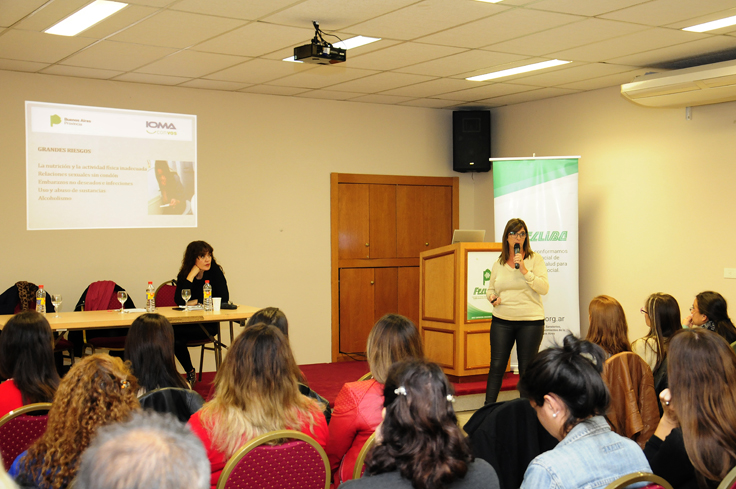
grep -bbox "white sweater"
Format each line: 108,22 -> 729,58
485,253 -> 549,321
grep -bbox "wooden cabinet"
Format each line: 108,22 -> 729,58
331,174 -> 459,361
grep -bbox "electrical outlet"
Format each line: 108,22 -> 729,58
724,268 -> 736,279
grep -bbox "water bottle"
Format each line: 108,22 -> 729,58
36,285 -> 46,314
146,281 -> 155,312
203,280 -> 213,311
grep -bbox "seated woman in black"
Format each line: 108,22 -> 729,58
174,240 -> 229,386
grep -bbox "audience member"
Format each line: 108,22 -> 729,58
327,314 -> 424,486
75,411 -> 208,489
645,328 -> 736,488
518,335 -> 651,488
124,313 -> 190,394
343,359 -> 499,489
585,295 -> 631,357
188,324 -> 328,488
9,354 -> 139,489
0,311 -> 60,418
684,291 -> 736,344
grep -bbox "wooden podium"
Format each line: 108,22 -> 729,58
419,242 -> 502,382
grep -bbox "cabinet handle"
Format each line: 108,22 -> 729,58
425,242 -> 429,246
370,281 -> 374,285
365,243 -> 369,247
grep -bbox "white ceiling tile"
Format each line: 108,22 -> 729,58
347,0 -> 508,40
124,0 -> 173,7
599,0 -> 736,26
240,85 -> 311,96
529,0 -> 651,17
0,57 -> 49,72
381,78 -> 477,97
171,0 -> 298,21
666,7 -> 736,30
608,36 -> 736,67
135,50 -> 247,78
261,0 -> 418,30
511,62 -> 640,86
110,10 -> 247,49
435,82 -> 538,101
347,42 -> 467,71
549,27 -> 707,62
294,89 -> 366,100
400,98 -> 463,108
113,72 -> 192,85
395,49 -> 527,77
206,58 -> 316,84
178,79 -> 251,91
486,18 -> 649,56
79,5 -> 160,40
321,72 -> 436,93
454,56 -> 549,80
557,69 -> 658,90
418,8 -> 583,49
268,65 -> 381,89
0,0 -> 47,27
476,87 -> 580,106
349,94 -> 416,105
193,22 -> 315,57
40,65 -> 122,79
0,30 -> 96,63
60,40 -> 178,72
13,0 -> 89,31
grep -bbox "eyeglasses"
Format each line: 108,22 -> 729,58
508,231 -> 527,238
640,308 -> 648,315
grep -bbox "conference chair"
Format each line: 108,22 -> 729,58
718,465 -> 736,489
604,472 -> 673,489
357,372 -> 373,382
138,387 -> 204,423
352,432 -> 377,480
155,280 -> 221,382
217,430 -> 329,489
0,403 -> 52,467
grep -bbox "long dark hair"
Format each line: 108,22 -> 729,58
695,291 -> 736,344
0,311 -> 60,404
518,335 -> 609,436
669,328 -> 736,485
498,218 -> 534,264
177,241 -> 223,278
246,307 -> 289,337
124,314 -> 188,392
642,293 -> 680,371
366,360 -> 472,489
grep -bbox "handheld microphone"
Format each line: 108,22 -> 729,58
514,243 -> 520,269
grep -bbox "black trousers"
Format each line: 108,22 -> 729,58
485,316 -> 545,404
174,323 -> 219,373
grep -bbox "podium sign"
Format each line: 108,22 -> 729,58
466,251 -> 501,321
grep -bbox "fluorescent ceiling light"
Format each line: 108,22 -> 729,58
475,0 -> 504,3
683,14 -> 736,33
466,59 -> 571,82
45,0 -> 127,37
283,35 -> 381,62
283,56 -> 302,63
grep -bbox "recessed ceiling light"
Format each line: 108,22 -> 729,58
683,14 -> 736,33
283,35 -> 381,62
466,59 -> 571,82
45,0 -> 127,36
283,56 -> 302,63
475,0 -> 504,3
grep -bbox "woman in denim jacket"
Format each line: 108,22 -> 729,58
518,335 -> 652,489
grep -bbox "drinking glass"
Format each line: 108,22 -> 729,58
117,291 -> 128,312
181,289 -> 191,310
52,294 -> 62,318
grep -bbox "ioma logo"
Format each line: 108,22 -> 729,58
50,115 -> 61,127
146,121 -> 176,130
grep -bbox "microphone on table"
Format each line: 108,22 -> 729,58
514,243 -> 520,269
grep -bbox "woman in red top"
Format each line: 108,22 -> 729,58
188,323 -> 328,489
0,311 -> 59,418
326,314 -> 424,486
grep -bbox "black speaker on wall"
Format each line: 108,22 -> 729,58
453,110 -> 490,173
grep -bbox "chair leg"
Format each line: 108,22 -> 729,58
199,344 -> 205,382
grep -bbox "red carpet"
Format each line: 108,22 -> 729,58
193,362 -> 519,407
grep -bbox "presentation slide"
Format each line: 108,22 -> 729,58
26,101 -> 197,230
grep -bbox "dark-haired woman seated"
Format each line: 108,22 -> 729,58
518,335 -> 651,489
124,313 -> 190,394
684,291 -> 736,344
0,311 -> 60,418
343,359 -> 499,489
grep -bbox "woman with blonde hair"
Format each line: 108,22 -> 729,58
9,354 -> 139,489
327,314 -> 424,486
188,324 -> 328,488
585,295 -> 631,357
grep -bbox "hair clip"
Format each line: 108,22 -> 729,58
120,379 -> 130,389
394,386 -> 407,396
446,394 -> 456,403
580,352 -> 597,366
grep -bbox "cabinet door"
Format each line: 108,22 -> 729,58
338,184 -> 370,259
369,185 -> 397,258
396,185 -> 453,257
397,267 -> 419,326
374,267 -> 398,322
339,268 -> 375,353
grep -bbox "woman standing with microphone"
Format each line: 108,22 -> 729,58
485,218 -> 549,404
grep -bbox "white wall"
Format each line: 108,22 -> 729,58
482,86 -> 736,342
1,70 -> 477,366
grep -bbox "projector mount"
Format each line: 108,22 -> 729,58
293,21 -> 347,65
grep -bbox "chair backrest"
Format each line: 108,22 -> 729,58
357,372 -> 373,382
0,403 -> 52,466
605,472 -> 673,489
717,465 -> 736,489
352,432 -> 377,480
155,281 -> 178,307
217,430 -> 329,489
138,387 -> 204,423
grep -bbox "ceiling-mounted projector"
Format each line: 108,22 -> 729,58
294,21 -> 346,65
